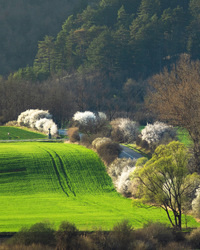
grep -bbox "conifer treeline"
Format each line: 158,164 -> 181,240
9,0 -> 200,81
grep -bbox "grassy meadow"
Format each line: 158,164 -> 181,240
0,126 -> 47,140
0,141 -> 199,232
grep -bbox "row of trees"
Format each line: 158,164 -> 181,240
9,0 -> 200,81
0,71 -> 146,126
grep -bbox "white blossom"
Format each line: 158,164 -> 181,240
73,111 -> 96,125
141,121 -> 176,145
192,187 -> 200,217
111,118 -> 139,143
17,109 -> 57,135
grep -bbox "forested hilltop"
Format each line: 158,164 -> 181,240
1,0 -> 200,126
9,0 -> 200,81
0,0 -> 95,75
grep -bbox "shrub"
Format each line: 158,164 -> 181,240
55,221 -> 79,250
92,137 -> 112,150
89,229 -> 108,250
140,139 -> 150,150
186,227 -> 200,249
0,244 -> 55,250
96,141 -> 122,165
111,118 -> 139,143
7,222 -> 55,246
4,120 -> 19,127
80,134 -> 100,148
129,157 -> 149,198
111,127 -> 124,143
141,122 -> 177,149
192,186 -> 200,217
17,109 -> 57,135
67,127 -> 80,142
108,158 -> 136,196
73,111 -> 108,134
107,220 -> 134,250
138,222 -> 174,246
35,118 -> 57,135
160,241 -> 191,250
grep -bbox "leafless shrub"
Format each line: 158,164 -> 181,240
92,137 -> 112,150
96,141 -> 121,165
186,227 -> 200,249
68,127 -> 80,142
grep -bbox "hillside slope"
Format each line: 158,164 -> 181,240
0,142 -> 113,196
0,126 -> 46,140
0,142 -> 199,232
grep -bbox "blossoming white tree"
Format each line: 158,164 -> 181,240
192,187 -> 200,218
141,121 -> 177,146
108,158 -> 136,196
73,111 -> 107,134
17,109 -> 57,135
111,118 -> 139,143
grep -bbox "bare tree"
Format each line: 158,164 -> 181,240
147,54 -> 200,172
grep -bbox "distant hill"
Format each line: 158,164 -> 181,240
0,0 -> 96,75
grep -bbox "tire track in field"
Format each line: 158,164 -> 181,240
51,149 -> 76,197
36,146 -> 69,197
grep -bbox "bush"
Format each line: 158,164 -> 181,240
136,222 -> 174,246
7,222 -> 55,246
187,227 -> 200,249
0,244 -> 55,250
80,134 -> 100,148
67,127 -> 80,142
55,221 -> 79,250
111,118 -> 139,143
92,137 -> 112,150
140,139 -> 150,150
192,187 -> 200,217
160,241 -> 191,250
96,141 -> 122,165
73,111 -> 108,134
108,158 -> 136,196
111,127 -> 124,143
141,122 -> 177,149
89,229 -> 108,250
17,109 -> 57,135
4,120 -> 19,127
107,220 -> 134,250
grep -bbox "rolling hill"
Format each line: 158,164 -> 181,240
0,126 -> 47,140
0,142 -> 199,232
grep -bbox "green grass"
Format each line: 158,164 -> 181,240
0,142 -> 199,232
0,126 -> 47,140
177,128 -> 193,146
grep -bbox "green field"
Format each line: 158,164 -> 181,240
0,142 -> 199,232
0,126 -> 47,140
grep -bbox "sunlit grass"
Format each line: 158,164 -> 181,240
0,126 -> 46,140
0,142 -> 199,232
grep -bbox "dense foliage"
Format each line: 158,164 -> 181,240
9,0 -> 200,81
1,0 -> 200,127
132,141 -> 200,229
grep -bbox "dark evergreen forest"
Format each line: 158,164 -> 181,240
0,0 -> 93,75
1,0 -> 200,126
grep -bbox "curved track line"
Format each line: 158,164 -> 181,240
36,145 -> 69,197
51,149 -> 76,197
